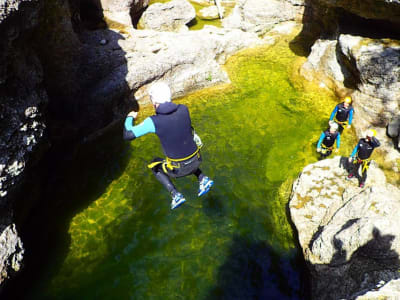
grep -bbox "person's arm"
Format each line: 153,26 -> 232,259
317,132 -> 325,150
329,105 -> 338,121
336,132 -> 341,149
348,108 -> 354,126
123,116 -> 155,141
350,143 -> 359,158
371,136 -> 381,148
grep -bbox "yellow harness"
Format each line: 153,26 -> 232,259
334,117 -> 348,127
321,143 -> 333,154
147,147 -> 201,173
353,156 -> 371,173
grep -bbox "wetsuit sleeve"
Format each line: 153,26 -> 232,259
350,143 -> 359,157
336,132 -> 341,148
348,108 -> 354,125
123,117 -> 155,140
329,105 -> 338,121
317,132 -> 325,148
372,137 -> 381,148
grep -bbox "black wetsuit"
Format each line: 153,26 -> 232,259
124,102 -> 203,195
349,137 -> 380,184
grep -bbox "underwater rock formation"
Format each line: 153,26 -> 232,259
290,156 -> 400,299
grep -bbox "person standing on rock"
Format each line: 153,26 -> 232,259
329,96 -> 354,133
123,82 -> 214,210
346,129 -> 380,188
317,122 -> 341,159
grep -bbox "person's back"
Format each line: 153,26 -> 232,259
151,102 -> 197,159
123,82 -> 214,209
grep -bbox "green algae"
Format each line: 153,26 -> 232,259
29,32 -> 360,299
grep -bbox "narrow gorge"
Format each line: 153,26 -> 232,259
1,0 -> 399,299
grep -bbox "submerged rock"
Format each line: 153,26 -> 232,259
290,156 -> 400,299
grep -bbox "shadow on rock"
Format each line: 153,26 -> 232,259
2,0 -> 132,298
309,227 -> 400,300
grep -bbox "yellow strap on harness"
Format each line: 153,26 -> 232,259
321,143 -> 333,154
334,117 -> 348,126
353,157 -> 371,173
147,147 -> 200,172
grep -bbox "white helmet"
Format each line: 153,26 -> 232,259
148,82 -> 171,104
330,122 -> 339,131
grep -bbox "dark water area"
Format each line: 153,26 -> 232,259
3,33 -> 347,300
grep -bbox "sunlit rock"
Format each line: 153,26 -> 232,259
138,0 -> 196,32
222,0 -> 304,35
290,156 -> 400,299
100,0 -> 149,28
0,224 -> 24,284
198,5 -> 225,20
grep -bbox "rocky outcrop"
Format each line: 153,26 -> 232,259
138,0 -> 196,32
300,33 -> 400,161
124,26 -> 263,102
99,0 -> 149,28
290,156 -> 400,299
0,225 -> 24,284
222,0 -> 304,35
318,0 -> 400,25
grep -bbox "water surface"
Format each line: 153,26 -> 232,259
21,32 -> 357,299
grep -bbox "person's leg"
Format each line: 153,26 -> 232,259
359,162 -> 370,187
151,160 -> 177,195
347,159 -> 358,178
338,124 -> 344,134
150,159 -> 185,209
193,168 -> 204,181
195,168 -> 214,197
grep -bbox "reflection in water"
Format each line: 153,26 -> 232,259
16,31 -> 357,299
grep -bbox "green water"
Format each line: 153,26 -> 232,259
21,33 -> 357,299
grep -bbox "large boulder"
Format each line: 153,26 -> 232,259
338,35 -> 400,126
138,0 -> 196,32
99,0 -> 149,28
318,0 -> 400,24
119,26 -> 263,102
222,0 -> 304,35
290,156 -> 400,299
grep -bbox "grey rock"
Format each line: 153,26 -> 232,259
118,26 -> 263,102
290,156 -> 400,300
138,0 -> 196,32
318,0 -> 400,24
99,0 -> 149,28
222,0 -> 304,35
388,115 -> 400,138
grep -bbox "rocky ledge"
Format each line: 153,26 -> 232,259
290,156 -> 400,299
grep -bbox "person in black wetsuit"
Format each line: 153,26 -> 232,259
123,82 -> 214,209
329,96 -> 354,134
316,122 -> 340,159
346,129 -> 380,188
